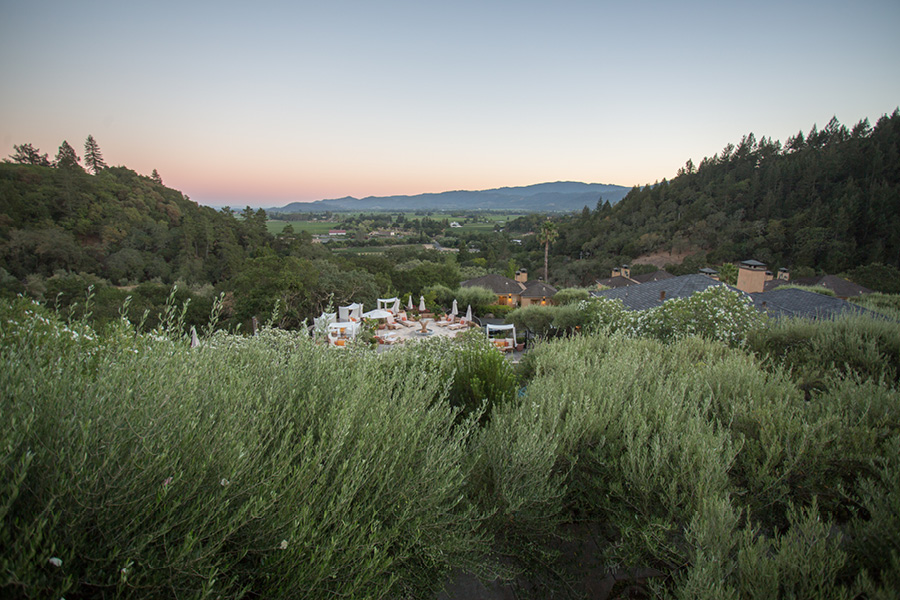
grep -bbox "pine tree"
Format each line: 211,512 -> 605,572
7,143 -> 51,166
150,169 -> 163,184
55,140 -> 82,170
83,135 -> 107,174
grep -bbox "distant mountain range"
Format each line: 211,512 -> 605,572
268,182 -> 630,213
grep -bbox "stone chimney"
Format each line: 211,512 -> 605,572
515,269 -> 528,283
736,260 -> 773,293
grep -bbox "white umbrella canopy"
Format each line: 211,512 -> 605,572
407,296 -> 414,310
451,299 -> 458,317
419,296 -> 426,312
465,305 -> 472,322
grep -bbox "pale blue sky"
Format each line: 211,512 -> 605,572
2,1 -> 898,207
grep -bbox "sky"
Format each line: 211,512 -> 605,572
2,1 -> 899,208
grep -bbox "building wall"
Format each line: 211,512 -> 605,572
737,266 -> 772,293
496,294 -> 522,306
521,297 -> 552,307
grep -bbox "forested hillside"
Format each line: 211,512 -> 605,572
550,110 -> 900,287
0,147 -> 465,330
0,162 -> 268,284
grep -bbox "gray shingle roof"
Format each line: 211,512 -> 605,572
461,274 -> 525,295
751,288 -> 879,320
764,275 -> 873,297
595,275 -> 637,289
631,270 -> 676,284
590,274 -> 738,311
520,281 -> 558,298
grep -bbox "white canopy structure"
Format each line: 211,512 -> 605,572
377,297 -> 401,314
486,323 -> 516,351
362,309 -> 393,320
338,303 -> 363,322
313,312 -> 337,337
486,323 -> 516,340
327,321 -> 360,344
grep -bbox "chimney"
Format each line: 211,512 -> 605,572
777,268 -> 790,281
611,267 -> 620,278
736,259 -> 769,294
699,267 -> 719,281
515,269 -> 528,283
621,264 -> 631,279
659,290 -> 666,301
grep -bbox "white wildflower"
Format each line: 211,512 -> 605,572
49,557 -> 63,568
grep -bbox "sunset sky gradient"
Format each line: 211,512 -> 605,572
2,1 -> 899,208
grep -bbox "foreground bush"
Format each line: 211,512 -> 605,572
474,332 -> 900,596
0,298 -> 484,599
747,313 -> 900,385
581,285 -> 767,346
4,296 -> 899,598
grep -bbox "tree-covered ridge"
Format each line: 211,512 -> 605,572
0,162 -> 269,285
0,156 -> 470,330
551,110 -> 900,285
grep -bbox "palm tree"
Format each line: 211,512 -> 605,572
538,220 -> 558,283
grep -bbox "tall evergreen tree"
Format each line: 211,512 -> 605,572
6,143 -> 51,166
83,135 -> 107,174
55,140 -> 82,170
150,169 -> 163,184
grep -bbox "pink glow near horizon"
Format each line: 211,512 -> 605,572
2,2 -> 898,208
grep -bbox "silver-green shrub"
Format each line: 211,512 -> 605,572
0,297 -> 484,599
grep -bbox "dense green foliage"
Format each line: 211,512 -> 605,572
548,110 -> 900,289
4,293 -> 899,598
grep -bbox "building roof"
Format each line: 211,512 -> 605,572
631,270 -> 676,284
520,281 -> 558,298
461,274 -> 525,295
595,275 -> 637,289
591,274 -> 737,311
740,259 -> 767,267
764,275 -> 873,298
751,288 -> 879,320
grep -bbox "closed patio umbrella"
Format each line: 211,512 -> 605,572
407,296 -> 414,310
451,299 -> 458,318
419,296 -> 426,312
465,305 -> 472,322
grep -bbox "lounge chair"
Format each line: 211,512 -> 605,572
396,312 -> 416,328
448,319 -> 470,330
